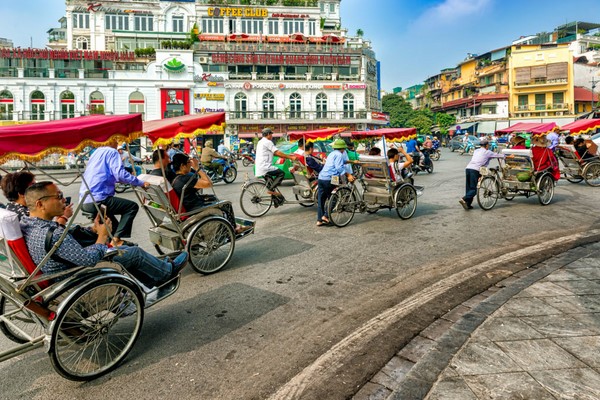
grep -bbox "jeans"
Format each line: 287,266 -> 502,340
264,169 -> 284,191
82,196 -> 139,239
464,168 -> 480,206
113,246 -> 172,288
317,179 -> 335,221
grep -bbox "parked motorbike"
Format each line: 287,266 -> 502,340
203,157 -> 237,184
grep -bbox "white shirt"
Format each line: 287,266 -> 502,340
255,137 -> 278,177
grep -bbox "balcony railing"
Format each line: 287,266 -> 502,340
513,103 -> 570,112
85,69 -> 109,79
24,68 -> 50,78
195,42 -> 362,55
56,69 -> 79,78
514,78 -> 568,87
0,67 -> 18,77
228,110 -> 371,121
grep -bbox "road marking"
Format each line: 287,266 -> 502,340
269,229 -> 600,399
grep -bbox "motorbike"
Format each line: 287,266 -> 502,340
458,141 -> 476,155
241,152 -> 255,167
408,150 -> 434,174
204,157 -> 238,184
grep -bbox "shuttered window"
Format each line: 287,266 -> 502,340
515,67 -> 530,84
547,62 -> 568,80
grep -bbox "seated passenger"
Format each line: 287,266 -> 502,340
149,149 -> 177,183
574,138 -> 599,162
172,152 -> 214,212
21,182 -> 188,286
305,142 -> 324,178
511,135 -> 527,149
531,136 -> 560,181
1,171 -> 37,220
368,147 -> 381,156
388,147 -> 413,182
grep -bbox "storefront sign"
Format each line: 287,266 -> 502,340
123,10 -> 153,14
208,7 -> 268,18
343,84 -> 367,90
212,53 -> 351,66
193,73 -> 227,83
371,112 -> 389,121
272,13 -> 309,18
194,93 -> 225,101
207,82 -> 225,87
323,85 -> 341,89
163,58 -> 185,73
161,88 -> 189,119
0,48 -> 135,61
195,107 -> 225,113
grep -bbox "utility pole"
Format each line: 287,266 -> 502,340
591,76 -> 598,111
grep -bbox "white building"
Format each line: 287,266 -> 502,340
0,0 -> 386,146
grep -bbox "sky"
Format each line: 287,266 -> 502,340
1,0 -> 600,91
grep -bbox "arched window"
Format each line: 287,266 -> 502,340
129,91 -> 145,119
30,90 -> 45,121
289,92 -> 302,119
0,90 -> 14,121
343,93 -> 354,119
234,92 -> 247,118
60,90 -> 75,119
316,93 -> 327,119
75,36 -> 88,50
89,91 -> 105,115
262,92 -> 275,119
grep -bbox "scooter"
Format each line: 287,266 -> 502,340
409,151 -> 434,174
204,158 -> 238,184
241,152 -> 255,167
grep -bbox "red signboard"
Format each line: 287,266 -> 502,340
160,89 -> 190,119
0,48 -> 135,61
371,112 -> 390,121
211,53 -> 351,66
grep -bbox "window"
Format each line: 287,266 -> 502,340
535,94 -> 546,110
73,13 -> 90,29
283,19 -> 304,35
518,95 -> 528,111
552,92 -> 564,108
202,18 -> 224,34
105,14 -> 129,30
343,93 -> 354,118
30,90 -> 45,121
262,93 -> 275,119
268,18 -> 279,35
75,37 -> 88,50
60,90 -> 75,119
0,90 -> 13,120
89,91 -> 104,115
134,15 -> 154,32
129,92 -> 145,119
173,15 -> 184,33
308,19 -> 316,36
234,92 -> 247,118
241,18 -> 263,34
289,92 -> 302,118
316,93 -> 327,118
330,3 -> 335,12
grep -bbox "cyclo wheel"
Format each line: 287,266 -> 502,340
477,177 -> 499,210
394,184 -> 417,220
564,173 -> 584,183
223,167 -> 237,184
537,174 -> 555,205
49,278 -> 143,381
0,295 -> 45,344
294,194 -> 314,207
583,162 -> 600,187
186,216 -> 235,274
327,187 -> 356,227
352,163 -> 364,178
240,181 -> 272,217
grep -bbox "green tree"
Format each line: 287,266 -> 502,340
434,113 -> 456,135
356,28 -> 364,37
382,94 -> 413,127
407,113 -> 433,135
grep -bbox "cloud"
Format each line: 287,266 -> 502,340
416,0 -> 493,27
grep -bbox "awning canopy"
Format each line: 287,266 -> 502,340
477,121 -> 497,134
0,114 -> 143,163
560,118 -> 600,135
143,112 -> 226,147
495,122 -> 557,135
287,127 -> 345,141
351,128 -> 417,142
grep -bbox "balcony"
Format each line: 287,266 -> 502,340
56,69 -> 79,79
227,110 -> 372,122
24,68 -> 50,78
0,67 -> 17,78
85,69 -> 109,79
514,78 -> 568,88
195,42 -> 362,55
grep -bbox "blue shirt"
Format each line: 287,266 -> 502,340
318,150 -> 347,180
79,147 -> 144,203
406,139 -> 419,153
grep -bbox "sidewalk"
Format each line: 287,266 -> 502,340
354,241 -> 600,400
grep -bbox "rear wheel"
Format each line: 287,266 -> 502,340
0,295 -> 44,344
242,158 -> 252,167
49,279 -> 143,381
583,162 -> 600,187
240,181 -> 272,217
394,185 -> 417,220
223,167 -> 237,184
430,150 -> 441,161
477,177 -> 499,210
537,174 -> 555,205
186,217 -> 235,274
327,187 -> 356,227
426,162 -> 434,174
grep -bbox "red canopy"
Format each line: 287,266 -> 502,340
143,112 -> 226,146
287,127 -> 345,142
496,122 -> 557,135
289,33 -> 307,42
351,128 -> 417,142
0,114 -> 143,163
560,119 -> 600,135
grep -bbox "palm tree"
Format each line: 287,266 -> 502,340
356,29 -> 364,37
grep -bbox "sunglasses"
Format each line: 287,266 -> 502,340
38,192 -> 64,201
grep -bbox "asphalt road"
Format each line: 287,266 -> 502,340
1,149 -> 599,400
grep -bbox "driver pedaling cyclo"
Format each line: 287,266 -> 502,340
255,128 -> 298,207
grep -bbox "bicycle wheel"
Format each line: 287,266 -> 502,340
240,181 -> 272,217
537,174 -> 554,205
187,217 -> 235,274
477,177 -> 499,210
0,295 -> 45,344
352,163 -> 363,178
394,185 -> 417,220
430,150 -> 440,161
49,279 -> 143,381
242,158 -> 251,167
223,167 -> 237,184
583,162 -> 600,187
327,187 -> 356,227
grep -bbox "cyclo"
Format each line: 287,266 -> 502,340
554,119 -> 600,187
0,113 -> 254,381
326,128 -> 422,228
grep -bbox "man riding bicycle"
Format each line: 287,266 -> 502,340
255,128 -> 297,206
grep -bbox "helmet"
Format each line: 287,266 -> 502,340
205,140 -> 213,148
219,139 -> 224,144
119,143 -> 127,150
331,139 -> 347,149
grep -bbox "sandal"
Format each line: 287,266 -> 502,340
316,221 -> 325,227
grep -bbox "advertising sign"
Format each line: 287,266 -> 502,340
161,89 -> 190,119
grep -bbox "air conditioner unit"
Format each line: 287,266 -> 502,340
357,123 -> 366,130
198,56 -> 209,64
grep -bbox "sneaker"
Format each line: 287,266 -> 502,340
458,198 -> 469,210
169,251 -> 189,278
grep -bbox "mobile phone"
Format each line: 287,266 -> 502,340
99,204 -> 107,219
65,196 -> 71,205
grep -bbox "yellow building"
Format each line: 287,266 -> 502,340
508,43 -> 573,118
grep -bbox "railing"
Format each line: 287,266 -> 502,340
85,69 -> 109,79
514,78 -> 568,87
195,42 -> 362,55
229,73 -> 253,80
24,68 -> 50,78
227,110 -> 372,121
0,67 -> 18,77
513,103 -> 570,112
55,69 -> 79,78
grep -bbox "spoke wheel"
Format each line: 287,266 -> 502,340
537,174 -> 555,205
583,162 -> 600,187
242,158 -> 252,167
223,167 -> 237,184
477,177 -> 499,210
0,295 -> 45,344
187,217 -> 235,274
327,187 -> 356,227
49,280 -> 143,381
294,194 -> 315,207
430,150 -> 441,161
394,185 -> 417,220
240,182 -> 272,217
352,163 -> 363,178
426,162 -> 434,174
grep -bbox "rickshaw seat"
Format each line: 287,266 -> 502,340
0,209 -> 48,289
361,159 -> 393,194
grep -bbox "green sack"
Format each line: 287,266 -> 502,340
516,171 -> 532,182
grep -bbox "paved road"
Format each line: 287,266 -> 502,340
1,149 -> 599,400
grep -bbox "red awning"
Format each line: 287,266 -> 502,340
0,114 -> 143,163
143,113 -> 226,146
351,128 -> 417,142
495,122 -> 557,135
322,34 -> 344,44
289,32 -> 307,42
560,118 -> 600,135
266,36 -> 292,43
198,34 -> 226,42
287,127 -> 345,141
